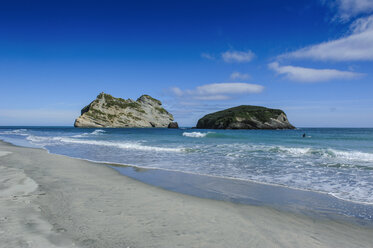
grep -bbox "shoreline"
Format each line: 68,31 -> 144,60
2,137 -> 373,224
3,135 -> 373,208
1,127 -> 373,207
108,163 -> 373,225
1,140 -> 373,247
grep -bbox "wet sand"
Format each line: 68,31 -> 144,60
110,164 -> 373,224
0,141 -> 372,248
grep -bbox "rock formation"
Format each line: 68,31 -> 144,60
74,93 -> 174,128
167,122 -> 179,129
196,105 -> 295,129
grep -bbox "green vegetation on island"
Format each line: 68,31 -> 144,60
196,105 -> 295,129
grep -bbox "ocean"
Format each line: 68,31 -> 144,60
1,127 -> 373,219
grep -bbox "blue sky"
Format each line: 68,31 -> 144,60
1,0 -> 372,127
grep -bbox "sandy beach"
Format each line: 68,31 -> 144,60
0,140 -> 372,248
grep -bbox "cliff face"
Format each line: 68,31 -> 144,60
196,105 -> 295,129
74,93 -> 174,128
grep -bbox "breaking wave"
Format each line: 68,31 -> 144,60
182,131 -> 243,139
271,146 -> 373,163
26,135 -> 183,153
91,129 -> 106,135
182,132 -> 210,138
0,129 -> 28,136
72,129 -> 106,138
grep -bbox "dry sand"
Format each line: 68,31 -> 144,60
0,141 -> 372,248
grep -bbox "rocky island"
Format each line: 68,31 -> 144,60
74,92 -> 176,128
196,105 -> 295,129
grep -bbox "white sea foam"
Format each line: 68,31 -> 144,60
330,149 -> 373,163
71,133 -> 88,138
72,129 -> 106,138
61,138 -> 183,152
91,129 -> 106,135
13,129 -> 28,133
263,146 -> 373,163
26,135 -> 183,153
183,132 -> 211,138
25,135 -> 61,147
275,147 -> 311,155
26,135 -> 52,142
0,129 -> 28,136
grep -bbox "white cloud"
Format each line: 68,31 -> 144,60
328,0 -> 373,21
171,82 -> 264,101
350,14 -> 373,32
230,72 -> 250,80
221,50 -> 255,63
280,15 -> 373,61
201,52 -> 215,60
268,62 -> 363,82
195,83 -> 263,94
170,87 -> 184,97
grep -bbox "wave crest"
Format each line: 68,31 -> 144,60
183,132 -> 211,138
72,129 -> 106,138
26,135 -> 183,153
273,146 -> 373,163
0,129 -> 28,136
91,129 -> 106,135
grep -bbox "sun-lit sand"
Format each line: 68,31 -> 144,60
0,141 -> 372,248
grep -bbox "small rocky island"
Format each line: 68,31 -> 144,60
74,92 -> 177,128
196,105 -> 295,129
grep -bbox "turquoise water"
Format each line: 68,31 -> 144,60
1,127 -> 373,205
